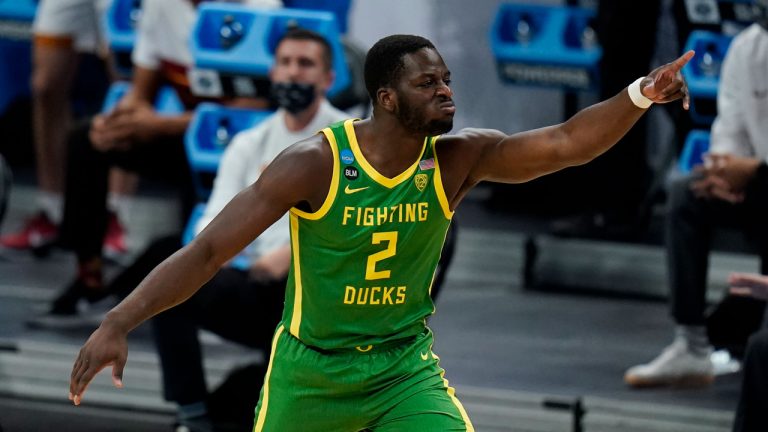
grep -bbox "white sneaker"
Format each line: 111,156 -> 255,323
624,339 -> 714,388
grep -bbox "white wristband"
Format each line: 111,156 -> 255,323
627,77 -> 653,109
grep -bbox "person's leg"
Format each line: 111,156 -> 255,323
60,122 -> 110,264
625,175 -> 717,387
31,36 -> 78,221
32,121 -> 114,323
44,135 -> 191,322
666,175 -> 714,327
1,0 -> 106,251
0,36 -> 78,250
153,268 -> 284,430
104,168 -> 139,257
252,326 -> 366,432
369,330 -> 473,432
732,330 -> 768,432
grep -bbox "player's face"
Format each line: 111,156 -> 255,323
393,48 -> 455,136
270,39 -> 334,93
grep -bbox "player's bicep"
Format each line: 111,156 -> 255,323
191,138 -> 331,267
469,126 -> 566,184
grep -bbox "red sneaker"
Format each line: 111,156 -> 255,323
0,212 -> 59,249
103,212 -> 128,257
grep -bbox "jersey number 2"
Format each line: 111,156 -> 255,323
366,232 -> 398,280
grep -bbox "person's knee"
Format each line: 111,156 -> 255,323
667,175 -> 697,217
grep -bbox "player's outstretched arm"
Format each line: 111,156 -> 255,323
68,134 -> 333,405
465,51 -> 694,185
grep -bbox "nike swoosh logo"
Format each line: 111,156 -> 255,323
344,185 -> 369,194
420,351 -> 429,361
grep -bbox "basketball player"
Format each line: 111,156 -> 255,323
69,35 -> 693,431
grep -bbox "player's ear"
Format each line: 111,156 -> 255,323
377,87 -> 397,113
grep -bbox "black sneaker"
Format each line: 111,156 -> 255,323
27,279 -> 112,329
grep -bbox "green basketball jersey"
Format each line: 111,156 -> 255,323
282,119 -> 454,351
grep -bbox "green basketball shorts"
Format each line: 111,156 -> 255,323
252,325 -> 474,431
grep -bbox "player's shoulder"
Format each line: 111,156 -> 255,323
279,132 -> 335,167
438,127 -> 506,147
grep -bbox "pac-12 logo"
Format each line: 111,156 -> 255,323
414,174 -> 428,191
340,149 -> 355,164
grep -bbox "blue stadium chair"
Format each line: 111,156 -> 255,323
182,103 -> 272,271
100,80 -> 184,114
682,31 -> 733,126
0,0 -> 36,21
104,0 -> 141,78
188,3 -> 350,100
283,0 -> 352,34
0,0 -> 37,116
678,129 -> 711,174
183,102 -> 272,200
489,3 -> 602,90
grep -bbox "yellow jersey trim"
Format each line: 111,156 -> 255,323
288,214 -> 303,338
432,136 -> 454,220
344,119 -> 427,189
290,128 -> 340,220
253,325 -> 284,432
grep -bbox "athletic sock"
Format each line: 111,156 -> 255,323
37,190 -> 63,225
178,401 -> 208,420
675,324 -> 711,357
108,192 -> 132,223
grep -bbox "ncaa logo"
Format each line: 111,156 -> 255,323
340,149 -> 355,165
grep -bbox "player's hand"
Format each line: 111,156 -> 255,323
639,50 -> 695,109
729,272 -> 768,301
69,321 -> 128,406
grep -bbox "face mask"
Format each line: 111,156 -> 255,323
271,82 -> 316,113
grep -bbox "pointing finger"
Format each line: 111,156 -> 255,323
671,50 -> 695,72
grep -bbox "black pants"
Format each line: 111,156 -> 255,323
59,121 -> 194,261
590,0 -> 661,218
666,171 -> 768,325
108,235 -> 285,406
733,329 -> 768,432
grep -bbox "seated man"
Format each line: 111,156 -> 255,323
28,0 -> 280,327
625,7 -> 768,388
